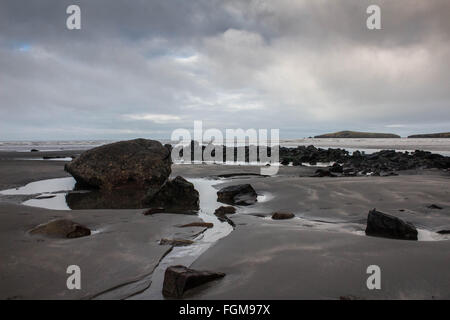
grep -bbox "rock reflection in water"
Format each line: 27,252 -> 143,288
65,189 -> 199,213
65,189 -> 147,210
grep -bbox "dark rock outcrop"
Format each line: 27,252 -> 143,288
217,184 -> 257,206
64,139 -> 171,190
280,145 -> 350,167
329,163 -> 343,173
365,209 -> 418,240
437,230 -> 450,235
162,265 -> 225,298
143,176 -> 199,212
29,219 -> 91,239
279,146 -> 450,174
272,212 -> 295,220
173,139 -> 450,173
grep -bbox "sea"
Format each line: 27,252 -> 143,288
1,138 -> 450,156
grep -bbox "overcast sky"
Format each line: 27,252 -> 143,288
1,0 -> 449,140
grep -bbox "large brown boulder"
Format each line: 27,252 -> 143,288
162,265 -> 225,298
64,139 -> 171,190
143,176 -> 199,212
29,219 -> 91,239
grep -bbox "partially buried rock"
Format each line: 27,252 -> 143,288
64,139 -> 171,190
340,295 -> 364,300
162,265 -> 225,298
365,209 -> 418,240
179,222 -> 213,228
142,207 -> 165,215
159,238 -> 194,246
217,184 -> 257,205
428,204 -> 443,210
35,194 -> 56,200
272,212 -> 295,220
143,176 -> 199,212
312,168 -> 336,177
29,219 -> 91,239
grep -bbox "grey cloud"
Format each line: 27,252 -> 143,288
0,0 -> 449,140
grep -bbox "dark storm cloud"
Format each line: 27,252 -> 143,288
0,0 -> 449,140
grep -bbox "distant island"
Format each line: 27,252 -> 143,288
408,132 -> 450,138
314,130 -> 400,138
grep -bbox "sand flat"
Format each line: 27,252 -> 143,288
1,151 -> 450,299
188,214 -> 450,300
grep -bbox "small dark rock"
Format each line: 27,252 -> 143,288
214,206 -> 237,227
29,219 -> 91,239
365,209 -> 418,240
272,212 -> 295,220
214,206 -> 236,216
30,149 -> 39,152
143,207 -> 165,215
312,169 -> 336,177
159,238 -> 194,246
35,194 -> 57,200
428,204 -> 443,210
437,230 -> 450,235
330,163 -> 343,173
250,213 -> 267,218
162,265 -> 225,298
43,156 -> 67,160
217,184 -> 257,206
179,222 -> 214,228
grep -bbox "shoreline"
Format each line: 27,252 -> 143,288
2,137 -> 450,154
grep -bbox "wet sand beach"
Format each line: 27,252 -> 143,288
0,150 -> 449,299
